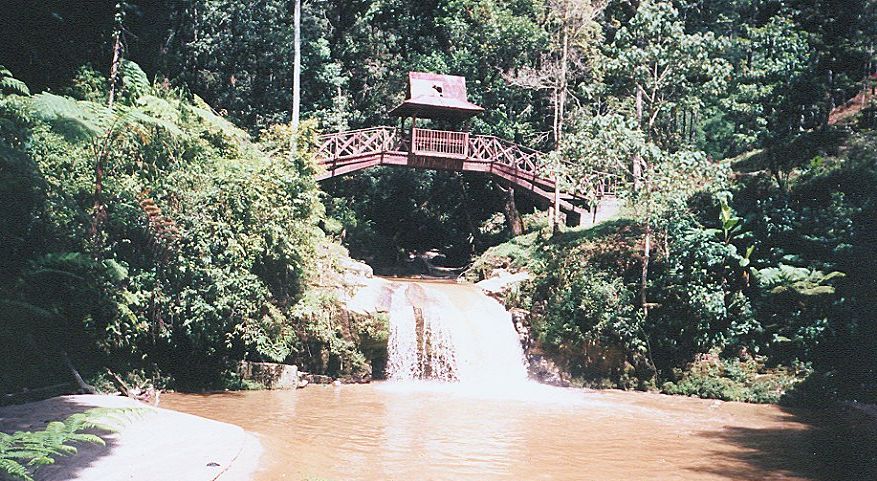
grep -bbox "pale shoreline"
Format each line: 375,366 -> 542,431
0,395 -> 262,481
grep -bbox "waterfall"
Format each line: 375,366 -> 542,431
385,281 -> 529,385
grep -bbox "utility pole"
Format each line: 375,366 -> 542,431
289,0 -> 301,160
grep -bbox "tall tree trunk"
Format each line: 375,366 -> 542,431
552,87 -> 560,147
553,174 -> 561,234
557,10 -> 569,146
550,3 -> 570,234
633,85 -> 644,191
289,0 -> 301,159
641,220 -> 651,315
636,83 -> 651,320
93,4 -> 123,257
107,11 -> 123,110
499,185 -> 524,236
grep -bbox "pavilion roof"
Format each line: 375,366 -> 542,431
388,72 -> 484,120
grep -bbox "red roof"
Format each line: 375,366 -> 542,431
389,72 -> 484,120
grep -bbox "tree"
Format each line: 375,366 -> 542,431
608,0 -> 729,147
601,0 -> 729,317
164,0 -> 344,131
507,0 -> 607,146
92,2 -> 127,257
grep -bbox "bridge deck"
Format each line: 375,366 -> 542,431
314,126 -> 618,225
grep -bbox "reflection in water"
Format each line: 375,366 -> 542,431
162,281 -> 824,480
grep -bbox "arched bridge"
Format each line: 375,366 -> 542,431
314,126 -> 619,226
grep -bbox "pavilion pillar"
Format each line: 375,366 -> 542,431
409,115 -> 417,154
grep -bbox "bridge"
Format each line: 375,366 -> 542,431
312,72 -> 620,227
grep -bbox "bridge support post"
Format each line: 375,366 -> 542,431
565,210 -> 581,228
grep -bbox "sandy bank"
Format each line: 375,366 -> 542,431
0,395 -> 262,481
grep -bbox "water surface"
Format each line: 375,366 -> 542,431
163,385 -> 823,481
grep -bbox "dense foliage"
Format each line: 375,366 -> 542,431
472,127 -> 876,404
0,67 -> 381,392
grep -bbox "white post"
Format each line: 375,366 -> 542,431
289,0 -> 301,160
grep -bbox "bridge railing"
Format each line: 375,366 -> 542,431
468,135 -> 543,174
316,126 -> 402,161
314,126 -> 622,201
567,172 -> 621,200
412,128 -> 469,158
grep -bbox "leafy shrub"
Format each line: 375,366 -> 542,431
661,352 -> 807,403
0,64 -> 351,391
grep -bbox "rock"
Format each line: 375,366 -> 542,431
528,356 -> 570,387
297,379 -> 309,389
344,276 -> 394,315
238,362 -> 299,390
299,373 -> 334,385
333,379 -> 342,387
476,270 -> 530,295
339,373 -> 372,384
340,258 -> 374,286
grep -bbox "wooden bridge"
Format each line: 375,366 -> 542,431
314,126 -> 619,226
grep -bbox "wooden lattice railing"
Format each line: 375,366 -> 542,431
412,128 -> 469,158
567,171 -> 620,199
468,134 -> 541,173
316,126 -> 403,160
314,126 -> 621,202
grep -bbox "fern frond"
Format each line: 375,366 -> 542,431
0,407 -> 144,481
0,77 -> 30,96
120,60 -> 150,101
0,458 -> 33,481
67,433 -> 106,446
25,456 -> 55,466
29,93 -> 113,141
0,65 -> 30,96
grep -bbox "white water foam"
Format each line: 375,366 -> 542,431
385,281 -> 529,387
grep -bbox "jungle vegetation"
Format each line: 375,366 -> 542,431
1,0 -> 875,404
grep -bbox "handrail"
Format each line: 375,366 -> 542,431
316,125 -> 397,139
314,126 -> 622,200
412,128 -> 468,158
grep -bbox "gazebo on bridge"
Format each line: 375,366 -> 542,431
314,72 -> 618,226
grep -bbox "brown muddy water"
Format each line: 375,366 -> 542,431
163,385 -> 832,481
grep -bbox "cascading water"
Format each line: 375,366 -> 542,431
385,281 -> 529,385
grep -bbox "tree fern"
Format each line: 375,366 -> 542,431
0,407 -> 149,481
119,60 -> 150,103
0,458 -> 31,481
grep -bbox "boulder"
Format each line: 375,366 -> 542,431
299,373 -> 334,385
476,270 -> 530,295
340,258 -> 374,286
238,362 -> 299,390
528,356 -> 570,387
